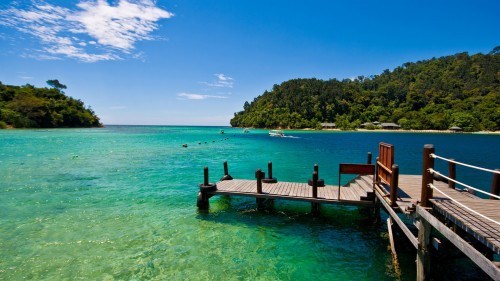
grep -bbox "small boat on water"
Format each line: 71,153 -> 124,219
243,128 -> 250,133
220,129 -> 224,134
269,130 -> 284,137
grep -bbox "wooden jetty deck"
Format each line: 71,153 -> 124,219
213,178 -> 374,205
197,143 -> 500,280
368,174 -> 500,255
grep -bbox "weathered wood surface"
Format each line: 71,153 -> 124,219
211,179 -> 374,206
370,174 -> 500,255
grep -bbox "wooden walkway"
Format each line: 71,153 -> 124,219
369,174 -> 500,255
210,179 -> 374,206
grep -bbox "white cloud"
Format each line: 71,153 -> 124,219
0,0 -> 173,62
201,73 -> 234,88
177,93 -> 228,100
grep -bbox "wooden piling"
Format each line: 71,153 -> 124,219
367,152 -> 372,164
256,169 -> 263,194
220,161 -> 234,181
198,166 -> 217,209
312,171 -> 318,198
262,161 -> 278,183
311,171 -> 320,216
448,160 -> 456,189
420,145 -> 435,207
389,164 -> 399,206
204,166 -> 209,186
255,169 -> 265,208
491,169 -> 499,200
416,218 -> 431,281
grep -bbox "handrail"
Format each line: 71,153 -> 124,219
429,184 -> 500,226
429,169 -> 500,199
376,161 -> 393,175
338,163 -> 375,200
430,153 -> 500,175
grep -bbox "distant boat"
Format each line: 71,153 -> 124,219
220,129 -> 224,134
243,128 -> 250,133
269,130 -> 284,137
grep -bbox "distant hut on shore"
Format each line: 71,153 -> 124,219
380,123 -> 401,130
321,122 -> 336,129
449,126 -> 463,132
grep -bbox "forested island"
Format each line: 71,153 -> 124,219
0,80 -> 101,128
231,48 -> 500,131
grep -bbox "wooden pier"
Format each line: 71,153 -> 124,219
197,143 -> 500,280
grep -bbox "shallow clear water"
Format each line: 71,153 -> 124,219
1,126 -> 498,280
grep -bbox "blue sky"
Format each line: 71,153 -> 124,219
0,0 -> 498,126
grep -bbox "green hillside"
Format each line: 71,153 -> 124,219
231,48 -> 500,131
0,80 -> 101,128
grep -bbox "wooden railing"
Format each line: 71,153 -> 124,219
375,142 -> 399,206
338,152 -> 374,200
420,144 -> 500,206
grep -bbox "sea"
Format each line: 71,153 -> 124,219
1,126 -> 499,280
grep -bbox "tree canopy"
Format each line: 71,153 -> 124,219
230,48 -> 500,132
0,81 -> 101,128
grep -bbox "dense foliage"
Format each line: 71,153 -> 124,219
231,49 -> 500,131
0,80 -> 101,128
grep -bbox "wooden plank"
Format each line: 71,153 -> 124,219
417,206 -> 500,280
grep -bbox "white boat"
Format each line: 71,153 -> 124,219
243,128 -> 250,133
219,129 -> 224,134
269,130 -> 284,137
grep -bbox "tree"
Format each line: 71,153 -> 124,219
46,79 -> 67,90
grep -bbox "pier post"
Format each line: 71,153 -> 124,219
420,145 -> 435,208
367,152 -> 372,164
490,169 -> 500,200
416,217 -> 431,281
448,160 -> 456,189
312,171 -> 318,198
256,169 -> 265,208
220,161 -> 234,181
308,164 -> 325,187
197,166 -> 217,209
375,156 -> 380,184
311,171 -> 320,216
262,161 -> 278,183
389,164 -> 399,206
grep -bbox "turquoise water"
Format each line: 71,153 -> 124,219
1,126 -> 498,280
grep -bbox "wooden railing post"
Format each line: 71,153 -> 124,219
204,166 -> 209,186
198,166 -> 217,209
375,156 -> 380,184
220,161 -> 234,181
224,161 -> 229,176
420,144 -> 435,207
448,160 -> 456,189
491,169 -> 500,200
312,171 -> 318,198
390,164 -> 399,206
256,169 -> 263,194
311,171 -> 319,215
367,152 -> 372,164
262,161 -> 277,183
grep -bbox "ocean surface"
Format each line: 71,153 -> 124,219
1,126 -> 499,280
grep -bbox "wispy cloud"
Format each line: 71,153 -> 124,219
200,73 -> 234,88
177,93 -> 228,100
0,0 -> 173,62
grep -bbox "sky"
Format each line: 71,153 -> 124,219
0,0 -> 498,126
